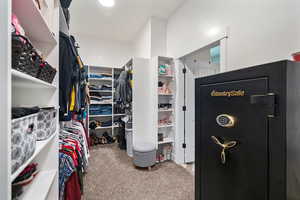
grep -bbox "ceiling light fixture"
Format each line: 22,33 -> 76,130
98,0 -> 115,7
206,27 -> 221,37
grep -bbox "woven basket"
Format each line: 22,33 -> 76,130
12,34 -> 40,78
37,62 -> 57,84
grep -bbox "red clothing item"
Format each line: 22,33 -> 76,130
65,172 -> 81,200
60,149 -> 78,167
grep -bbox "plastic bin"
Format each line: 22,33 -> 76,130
125,129 -> 133,157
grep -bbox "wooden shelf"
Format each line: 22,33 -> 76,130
158,138 -> 174,144
12,69 -> 57,89
11,132 -> 57,182
19,170 -> 57,200
12,0 -> 57,57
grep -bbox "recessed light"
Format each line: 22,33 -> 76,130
206,27 -> 220,37
98,0 -> 115,7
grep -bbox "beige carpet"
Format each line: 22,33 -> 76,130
83,144 -> 194,200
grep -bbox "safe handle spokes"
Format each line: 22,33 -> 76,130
211,136 -> 237,164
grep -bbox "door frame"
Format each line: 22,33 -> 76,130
174,35 -> 229,165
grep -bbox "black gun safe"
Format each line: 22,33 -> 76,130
195,60 -> 300,200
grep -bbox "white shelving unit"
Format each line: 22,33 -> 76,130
153,56 -> 176,163
18,170 -> 57,200
88,66 -> 125,139
12,69 -> 57,89
0,0 -> 59,199
12,0 -> 57,57
11,132 -> 57,181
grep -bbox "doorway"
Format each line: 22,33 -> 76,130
175,38 -> 227,167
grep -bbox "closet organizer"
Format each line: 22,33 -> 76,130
0,0 -> 90,199
1,0 -> 59,199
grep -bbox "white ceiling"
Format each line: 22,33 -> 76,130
69,0 -> 185,42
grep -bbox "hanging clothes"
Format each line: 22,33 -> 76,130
59,32 -> 88,121
59,32 -> 77,118
59,120 -> 89,200
115,70 -> 132,108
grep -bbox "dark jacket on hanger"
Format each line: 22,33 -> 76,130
115,70 -> 132,107
59,32 -> 77,119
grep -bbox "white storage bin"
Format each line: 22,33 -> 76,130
125,129 -> 133,157
11,113 -> 38,174
36,108 -> 57,141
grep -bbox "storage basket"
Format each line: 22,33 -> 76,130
12,34 -> 40,78
36,108 -> 57,141
37,62 -> 57,84
125,129 -> 133,157
11,114 -> 38,174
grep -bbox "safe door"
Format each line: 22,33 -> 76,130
197,78 -> 271,200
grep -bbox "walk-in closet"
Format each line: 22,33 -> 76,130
1,0 -> 299,199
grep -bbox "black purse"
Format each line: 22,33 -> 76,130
37,61 -> 57,84
12,34 -> 40,78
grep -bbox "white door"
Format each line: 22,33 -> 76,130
175,60 -> 195,164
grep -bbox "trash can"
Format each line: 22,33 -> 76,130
125,128 -> 133,157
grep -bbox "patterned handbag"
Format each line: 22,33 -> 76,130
11,114 -> 37,174
12,34 -> 41,78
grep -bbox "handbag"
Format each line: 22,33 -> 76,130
12,34 -> 41,78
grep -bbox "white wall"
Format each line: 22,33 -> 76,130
182,42 -> 220,78
133,17 -> 167,58
74,34 -> 134,67
151,17 -> 167,57
133,20 -> 151,58
167,0 -> 300,71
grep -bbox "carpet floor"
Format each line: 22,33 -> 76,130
83,144 -> 194,200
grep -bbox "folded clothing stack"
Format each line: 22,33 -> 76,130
90,95 -> 112,104
89,84 -> 112,91
89,105 -> 112,115
12,163 -> 38,199
89,73 -> 112,79
12,163 -> 38,186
